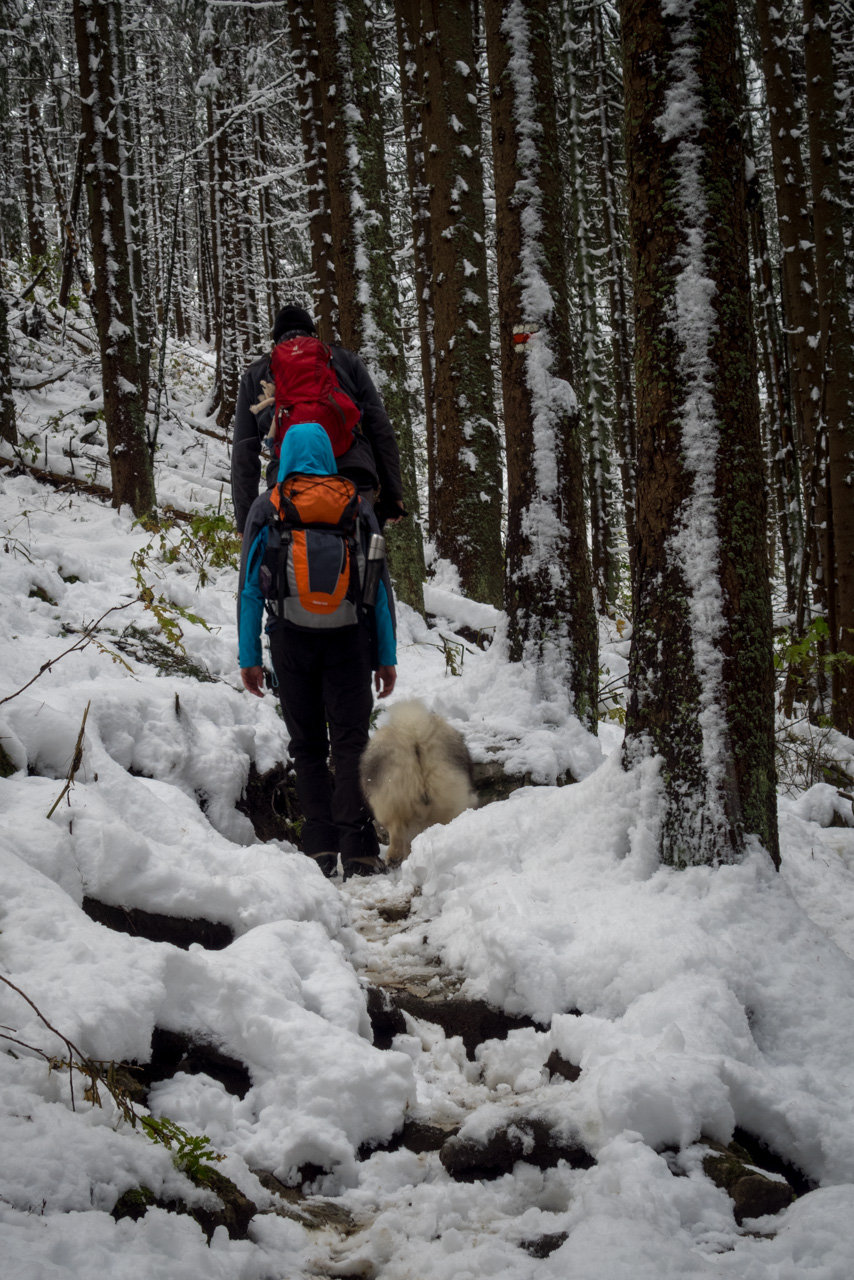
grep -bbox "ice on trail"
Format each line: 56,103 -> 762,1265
3,319 -> 854,1277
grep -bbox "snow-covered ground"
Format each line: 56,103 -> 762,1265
2,303 -> 854,1278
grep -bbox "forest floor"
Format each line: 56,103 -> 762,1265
2,286 -> 854,1278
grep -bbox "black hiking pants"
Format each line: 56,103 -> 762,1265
269,623 -> 379,864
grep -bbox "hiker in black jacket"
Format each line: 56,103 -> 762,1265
231,304 -> 406,536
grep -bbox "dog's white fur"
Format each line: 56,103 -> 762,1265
360,700 -> 477,863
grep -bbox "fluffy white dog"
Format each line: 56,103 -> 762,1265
360,700 -> 478,863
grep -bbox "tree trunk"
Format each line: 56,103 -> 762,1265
21,101 -> 49,261
562,0 -> 617,615
36,128 -> 91,308
803,0 -> 854,733
203,14 -> 241,431
0,261 -> 16,447
287,0 -> 339,343
253,109 -> 278,334
755,0 -> 827,611
313,0 -> 426,613
484,0 -> 598,730
745,150 -> 802,612
620,0 -> 779,868
72,0 -> 155,517
394,0 -> 437,534
590,0 -> 637,581
416,0 -> 504,606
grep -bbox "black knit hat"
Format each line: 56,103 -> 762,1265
272,305 -> 316,342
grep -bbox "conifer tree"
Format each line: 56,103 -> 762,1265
393,0 -> 437,531
287,0 -> 339,342
803,0 -> 854,733
590,0 -> 637,579
484,0 -> 598,730
0,262 -> 16,447
754,0 -> 827,610
72,0 -> 156,517
415,0 -> 504,606
620,0 -> 779,868
313,0 -> 425,613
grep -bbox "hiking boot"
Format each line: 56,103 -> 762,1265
307,852 -> 338,879
342,855 -> 388,880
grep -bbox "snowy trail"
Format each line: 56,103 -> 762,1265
276,867 -> 592,1275
4,322 -> 854,1276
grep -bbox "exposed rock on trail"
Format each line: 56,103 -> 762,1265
81,896 -> 233,950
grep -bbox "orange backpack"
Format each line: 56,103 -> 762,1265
259,474 -> 364,630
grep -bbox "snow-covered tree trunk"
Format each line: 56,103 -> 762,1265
394,0 -> 437,534
72,0 -> 155,517
416,0 -> 503,607
590,0 -> 637,579
742,88 -> 802,614
21,100 -> 48,262
484,0 -> 598,731
562,0 -> 618,615
754,0 -> 827,612
748,181 -> 801,611
313,0 -> 425,613
0,12 -> 23,261
251,106 -> 278,335
201,7 -> 241,431
620,0 -> 779,868
0,261 -> 16,447
803,0 -> 854,733
287,0 -> 339,343
195,170 -> 214,345
57,140 -> 87,311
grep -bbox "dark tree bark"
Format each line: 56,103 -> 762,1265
562,0 -> 618,616
287,0 -> 339,343
312,0 -> 426,614
0,261 -> 16,447
416,0 -> 503,607
72,0 -> 155,517
35,129 -> 91,308
202,14 -> 241,431
742,110 -> 802,613
754,0 -> 827,610
590,0 -> 637,580
252,108 -> 279,334
394,0 -> 437,533
803,0 -> 854,733
484,0 -> 598,730
21,101 -> 48,261
620,0 -> 779,868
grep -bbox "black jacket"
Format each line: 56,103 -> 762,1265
230,344 -> 404,534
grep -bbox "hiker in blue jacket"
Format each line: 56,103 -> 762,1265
238,422 -> 395,880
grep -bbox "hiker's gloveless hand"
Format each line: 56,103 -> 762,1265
375,665 -> 396,699
241,666 -> 265,698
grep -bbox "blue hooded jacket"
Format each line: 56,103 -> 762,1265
238,423 -> 396,669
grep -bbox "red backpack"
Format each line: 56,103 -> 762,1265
267,336 -> 361,459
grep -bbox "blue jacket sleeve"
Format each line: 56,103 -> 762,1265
238,526 -> 268,668
375,579 -> 396,667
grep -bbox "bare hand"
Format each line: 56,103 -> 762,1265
375,665 -> 396,699
241,666 -> 265,697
